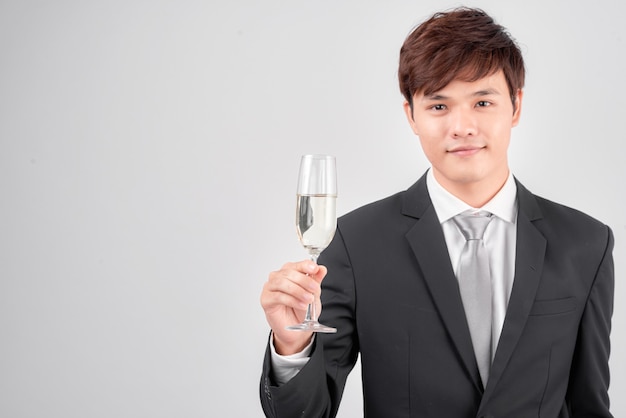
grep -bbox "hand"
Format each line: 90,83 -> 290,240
260,260 -> 327,355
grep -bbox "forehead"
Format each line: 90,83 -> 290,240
421,70 -> 508,99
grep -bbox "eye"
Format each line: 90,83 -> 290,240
430,104 -> 447,111
476,101 -> 491,107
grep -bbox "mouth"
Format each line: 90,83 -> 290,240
447,146 -> 485,157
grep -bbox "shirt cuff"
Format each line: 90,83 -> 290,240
269,332 -> 315,385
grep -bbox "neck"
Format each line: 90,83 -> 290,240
433,169 -> 509,208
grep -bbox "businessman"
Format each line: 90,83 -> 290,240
260,7 -> 614,417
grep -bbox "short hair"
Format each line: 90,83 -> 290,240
398,7 -> 525,109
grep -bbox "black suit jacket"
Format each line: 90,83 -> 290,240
261,174 -> 614,417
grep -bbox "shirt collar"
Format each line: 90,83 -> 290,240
426,169 -> 518,224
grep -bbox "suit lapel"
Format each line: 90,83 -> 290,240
402,175 -> 549,400
403,175 -> 484,392
481,180 -> 547,404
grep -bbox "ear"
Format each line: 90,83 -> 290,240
512,89 -> 523,127
403,100 -> 420,136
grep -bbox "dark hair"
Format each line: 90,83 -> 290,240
398,7 -> 525,110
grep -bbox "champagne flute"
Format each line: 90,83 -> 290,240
286,154 -> 338,333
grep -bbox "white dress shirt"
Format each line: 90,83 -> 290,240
426,169 -> 518,360
271,169 -> 519,385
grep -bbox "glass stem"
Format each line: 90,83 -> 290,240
304,303 -> 315,323
305,253 -> 319,322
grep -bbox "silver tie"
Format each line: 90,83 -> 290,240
453,211 -> 493,387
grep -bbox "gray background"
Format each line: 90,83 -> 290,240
1,0 -> 624,417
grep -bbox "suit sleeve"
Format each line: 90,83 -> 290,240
260,225 -> 360,418
565,226 -> 614,417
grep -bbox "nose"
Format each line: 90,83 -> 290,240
451,108 -> 478,138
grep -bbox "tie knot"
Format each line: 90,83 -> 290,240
453,211 -> 493,241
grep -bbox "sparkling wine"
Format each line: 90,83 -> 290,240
296,194 -> 337,257
287,155 -> 338,333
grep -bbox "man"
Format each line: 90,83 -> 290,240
260,7 -> 614,417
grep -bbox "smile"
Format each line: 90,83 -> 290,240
447,146 -> 485,157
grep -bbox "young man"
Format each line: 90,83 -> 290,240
260,7 -> 614,417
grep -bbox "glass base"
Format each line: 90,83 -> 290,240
286,320 -> 337,333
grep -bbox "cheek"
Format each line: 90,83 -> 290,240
417,136 -> 442,161
487,134 -> 511,160
414,121 -> 445,144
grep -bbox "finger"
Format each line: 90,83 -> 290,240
311,264 -> 328,284
262,277 -> 315,309
290,259 -> 320,275
280,279 -> 317,306
281,261 -> 327,290
269,266 -> 321,295
264,292 -> 313,312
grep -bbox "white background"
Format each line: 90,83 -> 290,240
1,0 -> 624,416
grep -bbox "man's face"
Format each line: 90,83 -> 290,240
404,70 -> 522,197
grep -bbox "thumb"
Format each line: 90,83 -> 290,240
312,264 -> 328,284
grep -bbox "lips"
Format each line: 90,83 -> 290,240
447,146 -> 485,157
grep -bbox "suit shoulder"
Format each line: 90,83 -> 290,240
533,194 -> 608,230
336,188 -> 422,239
529,193 -> 613,251
339,191 -> 405,224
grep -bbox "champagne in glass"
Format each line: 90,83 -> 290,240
287,155 -> 338,333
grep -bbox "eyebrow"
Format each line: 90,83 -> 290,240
424,88 -> 501,101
